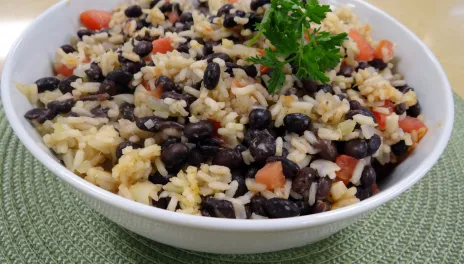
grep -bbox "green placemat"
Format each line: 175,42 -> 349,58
0,96 -> 462,264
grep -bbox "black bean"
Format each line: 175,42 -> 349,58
197,143 -> 223,157
179,12 -> 193,23
206,52 -> 232,63
292,167 -> 317,195
35,109 -> 57,123
133,41 -> 153,57
160,91 -> 182,101
159,2 -> 173,12
149,0 -> 160,8
317,84 -> 334,94
295,200 -> 311,215
58,75 -> 80,94
314,140 -> 338,162
244,13 -> 262,31
394,103 -> 407,115
125,5 -> 143,17
250,194 -> 267,216
245,166 -> 260,179
184,120 -> 214,142
355,187 -> 372,201
235,144 -> 247,154
24,108 -> 51,121
243,128 -> 266,147
203,62 -> 221,90
223,14 -> 238,28
301,78 -> 318,94
208,15 -> 218,24
231,170 -> 248,197
187,148 -> 206,167
345,108 -> 377,123
356,61 -> 369,71
250,132 -> 276,162
60,44 -> 76,54
116,141 -> 141,159
212,148 -> 243,168
122,60 -> 145,74
155,76 -> 178,93
217,4 -> 233,16
266,156 -> 299,179
85,62 -> 104,81
251,0 -> 270,11
201,197 -> 236,218
264,198 -> 300,218
182,93 -> 197,109
249,108 -> 272,129
344,139 -> 368,159
338,65 -> 354,77
176,42 -> 190,53
90,106 -> 109,118
391,140 -> 409,157
316,177 -> 332,200
312,200 -> 330,214
161,136 -> 181,149
106,70 -> 133,85
349,100 -> 362,110
47,99 -> 75,114
395,85 -> 414,94
366,134 -> 381,156
369,58 -> 388,70
243,65 -> 258,78
35,77 -> 60,93
337,94 -> 349,101
136,116 -> 165,132
152,197 -> 170,209
173,3 -> 182,15
283,113 -> 312,135
161,143 -> 189,168
98,80 -> 118,95
120,102 -> 135,121
235,10 -> 246,17
77,29 -> 94,39
203,40 -> 219,55
360,165 -> 376,187
407,102 -> 421,118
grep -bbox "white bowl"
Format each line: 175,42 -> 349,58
1,0 -> 454,254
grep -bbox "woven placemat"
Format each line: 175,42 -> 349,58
0,96 -> 462,264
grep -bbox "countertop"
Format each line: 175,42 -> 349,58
0,0 -> 463,98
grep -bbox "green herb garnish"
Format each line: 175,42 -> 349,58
247,0 -> 348,93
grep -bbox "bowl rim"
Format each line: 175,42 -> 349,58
1,0 -> 454,232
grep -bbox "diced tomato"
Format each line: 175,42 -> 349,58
373,111 -> 388,130
54,64 -> 75,77
335,155 -> 359,184
383,100 -> 395,112
168,12 -> 179,24
375,40 -> 394,62
208,119 -> 221,137
152,38 -> 174,54
80,10 -> 112,30
399,116 -> 426,133
255,162 -> 286,190
257,49 -> 266,57
349,29 -> 375,61
260,65 -> 270,75
143,81 -> 163,98
228,0 -> 239,3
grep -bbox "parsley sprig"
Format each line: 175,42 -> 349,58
247,0 -> 347,93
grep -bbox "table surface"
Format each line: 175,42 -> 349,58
0,0 -> 463,98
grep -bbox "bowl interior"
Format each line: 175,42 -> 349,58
1,0 -> 454,230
